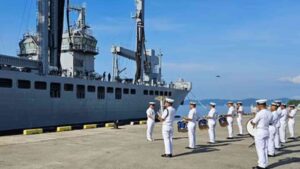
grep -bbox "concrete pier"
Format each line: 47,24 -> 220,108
0,116 -> 299,169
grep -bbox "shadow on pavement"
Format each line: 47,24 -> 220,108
268,157 -> 300,169
174,147 -> 219,157
216,139 -> 244,143
155,136 -> 188,141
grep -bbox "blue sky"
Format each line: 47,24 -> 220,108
0,0 -> 299,99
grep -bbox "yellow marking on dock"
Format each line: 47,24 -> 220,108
23,128 -> 43,135
139,120 -> 147,125
57,126 -> 72,132
83,124 -> 97,129
105,123 -> 115,128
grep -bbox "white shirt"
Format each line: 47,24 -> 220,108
280,108 -> 288,124
188,108 -> 197,123
252,109 -> 272,130
162,106 -> 176,126
289,109 -> 297,119
146,108 -> 156,121
270,111 -> 279,127
237,106 -> 243,118
227,106 -> 234,117
207,108 -> 216,120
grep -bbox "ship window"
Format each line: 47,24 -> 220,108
77,85 -> 85,99
64,84 -> 74,91
97,86 -> 105,99
107,87 -> 114,93
155,91 -> 159,96
164,91 -> 168,96
34,81 -> 47,90
160,91 -> 164,96
143,90 -> 149,95
168,92 -> 172,96
50,83 -> 61,98
115,88 -> 122,100
18,80 -> 31,89
130,89 -> 136,95
149,90 -> 154,95
123,88 -> 129,94
0,78 -> 12,88
88,86 -> 96,92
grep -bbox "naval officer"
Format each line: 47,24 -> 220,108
236,102 -> 244,136
274,101 -> 282,149
146,102 -> 156,141
207,102 -> 217,143
158,98 -> 176,158
279,103 -> 288,144
225,101 -> 235,139
251,99 -> 272,169
183,102 -> 197,149
268,103 -> 279,157
288,105 -> 297,139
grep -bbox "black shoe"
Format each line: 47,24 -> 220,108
268,154 -> 275,157
161,154 -> 172,158
185,146 -> 195,149
252,166 -> 267,169
288,137 -> 296,139
237,134 -> 243,136
227,137 -> 234,139
207,142 -> 215,144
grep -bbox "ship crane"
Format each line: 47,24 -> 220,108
111,0 -> 162,85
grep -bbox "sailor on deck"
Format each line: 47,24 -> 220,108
207,102 -> 217,143
274,100 -> 282,149
146,102 -> 156,141
236,101 -> 244,136
268,102 -> 280,157
183,102 -> 197,149
288,105 -> 297,139
226,101 -> 235,139
158,98 -> 176,158
279,103 -> 288,144
251,99 -> 272,169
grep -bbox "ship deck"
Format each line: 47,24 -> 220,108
0,116 -> 299,169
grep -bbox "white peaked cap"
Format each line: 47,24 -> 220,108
210,102 -> 216,106
227,101 -> 233,104
289,104 -> 295,107
237,101 -> 242,104
271,102 -> 278,106
166,98 -> 174,103
256,99 -> 267,104
190,101 -> 197,105
274,100 -> 282,103
149,102 -> 156,105
281,103 -> 287,106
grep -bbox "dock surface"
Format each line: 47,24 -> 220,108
0,116 -> 299,169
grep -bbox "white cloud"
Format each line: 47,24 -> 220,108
279,75 -> 300,84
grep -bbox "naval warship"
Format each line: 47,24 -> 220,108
0,0 -> 191,132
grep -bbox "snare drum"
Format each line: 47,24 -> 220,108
177,120 -> 188,133
198,118 -> 208,130
246,118 -> 256,137
218,115 -> 228,127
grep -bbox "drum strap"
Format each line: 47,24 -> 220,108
164,109 -> 169,119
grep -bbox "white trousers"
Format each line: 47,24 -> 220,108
268,126 -> 276,155
279,122 -> 287,143
227,117 -> 233,138
237,117 -> 243,134
255,130 -> 269,168
288,119 -> 295,138
208,119 -> 216,143
274,126 -> 281,148
162,125 -> 173,154
187,122 -> 196,148
147,119 -> 155,140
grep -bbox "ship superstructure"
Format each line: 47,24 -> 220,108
0,0 -> 191,132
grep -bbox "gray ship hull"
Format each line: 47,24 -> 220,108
0,70 -> 189,131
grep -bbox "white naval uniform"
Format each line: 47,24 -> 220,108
161,106 -> 176,155
274,108 -> 282,148
207,108 -> 216,143
227,106 -> 234,138
146,108 -> 156,141
288,109 -> 297,138
252,109 -> 272,168
268,111 -> 279,156
237,106 -> 244,135
187,108 -> 197,148
279,108 -> 288,143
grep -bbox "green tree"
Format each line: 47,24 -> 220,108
287,100 -> 300,106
